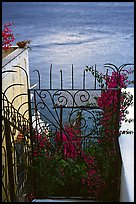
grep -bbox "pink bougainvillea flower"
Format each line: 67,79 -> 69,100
2,22 -> 15,49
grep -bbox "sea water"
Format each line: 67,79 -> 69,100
2,2 -> 134,89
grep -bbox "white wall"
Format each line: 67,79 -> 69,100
2,47 -> 30,118
119,88 -> 134,202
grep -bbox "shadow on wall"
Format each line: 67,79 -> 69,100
120,166 -> 130,202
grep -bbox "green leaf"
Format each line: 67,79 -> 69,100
59,158 -> 69,168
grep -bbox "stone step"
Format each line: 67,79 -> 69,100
32,198 -> 99,202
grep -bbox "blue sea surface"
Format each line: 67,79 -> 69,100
2,2 -> 134,89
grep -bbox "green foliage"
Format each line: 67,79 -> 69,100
25,152 -> 88,198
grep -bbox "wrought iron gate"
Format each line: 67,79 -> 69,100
28,63 -> 124,201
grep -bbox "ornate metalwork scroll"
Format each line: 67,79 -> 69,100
2,64 -> 32,202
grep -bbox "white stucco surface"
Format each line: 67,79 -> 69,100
119,88 -> 134,202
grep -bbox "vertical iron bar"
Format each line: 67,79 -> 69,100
5,119 -> 15,202
72,64 -> 74,89
60,69 -> 63,89
50,64 -> 52,90
94,64 -> 96,89
106,69 -> 108,89
60,105 -> 63,144
113,88 -> 122,202
27,89 -> 34,164
114,71 -> 122,201
37,70 -> 41,89
32,90 -> 39,195
34,90 -> 38,147
83,69 -> 85,89
33,70 -> 41,89
110,69 -> 122,201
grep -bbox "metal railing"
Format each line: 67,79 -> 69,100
2,63 -> 133,202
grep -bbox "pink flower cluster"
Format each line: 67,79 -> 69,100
55,124 -> 81,159
2,22 -> 15,49
97,72 -> 132,130
98,71 -> 127,109
81,171 -> 106,196
80,151 -> 106,196
33,132 -> 51,157
55,125 -> 105,197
